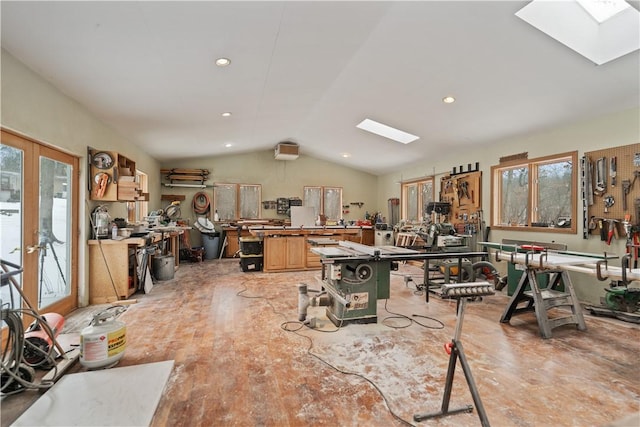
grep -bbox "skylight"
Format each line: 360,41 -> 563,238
576,0 -> 630,23
356,119 -> 419,144
516,0 -> 640,65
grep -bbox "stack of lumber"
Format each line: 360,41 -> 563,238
161,168 -> 210,184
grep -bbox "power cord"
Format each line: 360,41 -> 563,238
235,279 -> 416,427
1,308 -> 60,395
382,300 -> 445,330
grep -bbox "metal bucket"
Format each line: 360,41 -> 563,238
153,255 -> 175,281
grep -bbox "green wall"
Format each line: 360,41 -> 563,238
377,107 -> 640,304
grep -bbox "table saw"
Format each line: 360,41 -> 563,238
308,241 -> 419,325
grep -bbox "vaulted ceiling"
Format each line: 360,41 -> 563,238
2,1 -> 639,175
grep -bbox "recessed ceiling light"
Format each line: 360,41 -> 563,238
221,112 -> 232,117
442,96 -> 456,104
356,118 -> 419,144
224,143 -> 233,148
341,153 -> 351,158
215,57 -> 231,67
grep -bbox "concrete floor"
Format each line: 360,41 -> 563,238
2,258 -> 639,426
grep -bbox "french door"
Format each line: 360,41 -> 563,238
1,129 -> 79,323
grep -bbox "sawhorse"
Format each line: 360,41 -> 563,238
500,268 -> 586,339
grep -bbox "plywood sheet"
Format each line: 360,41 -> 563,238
12,360 -> 174,427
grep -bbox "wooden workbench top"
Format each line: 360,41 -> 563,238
88,228 -> 186,246
248,226 -> 363,237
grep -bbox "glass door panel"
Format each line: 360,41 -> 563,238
1,129 -> 78,321
37,156 -> 72,309
0,144 -> 24,311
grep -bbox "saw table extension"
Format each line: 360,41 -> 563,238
481,242 -> 629,338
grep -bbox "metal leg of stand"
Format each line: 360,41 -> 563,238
424,259 -> 430,303
414,297 -> 491,427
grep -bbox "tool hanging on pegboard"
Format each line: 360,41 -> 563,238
594,157 -> 607,196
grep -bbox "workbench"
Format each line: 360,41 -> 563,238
87,227 -> 186,303
247,225 -> 369,272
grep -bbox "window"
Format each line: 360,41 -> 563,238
401,177 -> 434,221
491,151 -> 577,232
303,186 -> 343,221
213,183 -> 262,220
127,170 -> 148,223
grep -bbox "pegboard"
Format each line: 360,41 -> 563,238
439,171 -> 482,234
584,143 -> 640,238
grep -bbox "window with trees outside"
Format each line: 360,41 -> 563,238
401,177 -> 434,222
491,151 -> 577,233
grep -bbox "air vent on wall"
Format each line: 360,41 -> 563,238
274,142 -> 299,160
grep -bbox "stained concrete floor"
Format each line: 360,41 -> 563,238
2,258 -> 640,426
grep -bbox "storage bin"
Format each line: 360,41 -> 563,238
239,236 -> 263,255
239,253 -> 263,272
202,232 -> 221,260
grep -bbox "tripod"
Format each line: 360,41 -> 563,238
37,230 -> 67,306
414,282 -> 494,427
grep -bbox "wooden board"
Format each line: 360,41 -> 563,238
585,143 -> 640,234
439,170 -> 482,234
161,168 -> 210,175
13,361 -> 174,427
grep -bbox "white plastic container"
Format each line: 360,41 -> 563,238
80,311 -> 126,370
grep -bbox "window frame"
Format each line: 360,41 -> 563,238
213,183 -> 262,221
491,151 -> 577,233
303,186 -> 343,222
400,177 -> 434,222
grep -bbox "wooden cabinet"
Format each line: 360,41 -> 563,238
88,240 -> 137,303
362,228 -> 374,246
342,228 -> 374,246
264,236 -> 305,271
89,149 -> 142,201
287,236 -> 306,269
306,240 -> 322,269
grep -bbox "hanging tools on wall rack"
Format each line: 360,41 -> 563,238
594,157 -> 607,196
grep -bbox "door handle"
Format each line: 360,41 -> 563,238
26,245 -> 43,254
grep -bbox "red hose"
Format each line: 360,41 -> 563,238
192,191 -> 211,215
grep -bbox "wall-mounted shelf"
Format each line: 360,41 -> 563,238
161,168 -> 210,187
163,183 -> 211,189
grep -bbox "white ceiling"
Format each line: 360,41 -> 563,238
2,1 -> 639,176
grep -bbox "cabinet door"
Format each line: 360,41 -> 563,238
286,236 -> 306,269
362,229 -> 375,246
264,237 -> 287,271
89,243 -> 130,303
